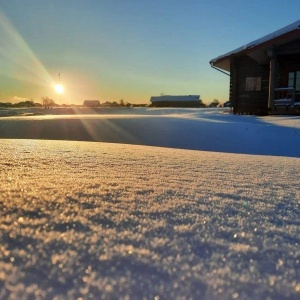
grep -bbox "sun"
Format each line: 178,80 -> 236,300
54,84 -> 64,94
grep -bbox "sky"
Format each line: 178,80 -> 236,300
0,0 -> 300,105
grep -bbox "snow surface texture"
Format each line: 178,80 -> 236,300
0,108 -> 300,299
1,140 -> 300,300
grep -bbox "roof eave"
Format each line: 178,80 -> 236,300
210,24 -> 300,73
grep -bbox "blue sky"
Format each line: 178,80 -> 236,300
0,0 -> 299,104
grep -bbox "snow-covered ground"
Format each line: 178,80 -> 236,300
0,108 -> 300,299
1,107 -> 300,157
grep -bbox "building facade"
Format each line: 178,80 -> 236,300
210,20 -> 300,115
150,95 -> 202,107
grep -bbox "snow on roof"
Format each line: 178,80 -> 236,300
210,19 -> 300,72
150,95 -> 200,102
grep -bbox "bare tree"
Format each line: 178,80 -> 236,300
42,97 -> 56,108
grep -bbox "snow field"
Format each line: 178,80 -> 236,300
1,107 -> 300,157
0,139 -> 299,299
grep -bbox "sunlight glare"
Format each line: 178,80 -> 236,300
54,84 -> 64,94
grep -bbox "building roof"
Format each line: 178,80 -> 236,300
210,19 -> 300,72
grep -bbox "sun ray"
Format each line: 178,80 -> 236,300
0,10 -> 56,88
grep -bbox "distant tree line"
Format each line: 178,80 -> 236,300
0,100 -> 42,108
198,99 -> 223,107
99,99 -> 147,107
0,97 -> 58,108
42,97 -> 57,108
208,99 -> 220,107
0,97 -> 226,109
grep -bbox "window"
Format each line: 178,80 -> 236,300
297,71 -> 300,91
245,77 -> 261,91
288,71 -> 300,91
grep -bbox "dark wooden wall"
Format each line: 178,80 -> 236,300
230,56 -> 269,115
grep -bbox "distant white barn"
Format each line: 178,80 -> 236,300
150,95 -> 202,107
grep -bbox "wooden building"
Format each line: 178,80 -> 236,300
210,20 -> 300,115
150,95 -> 202,107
